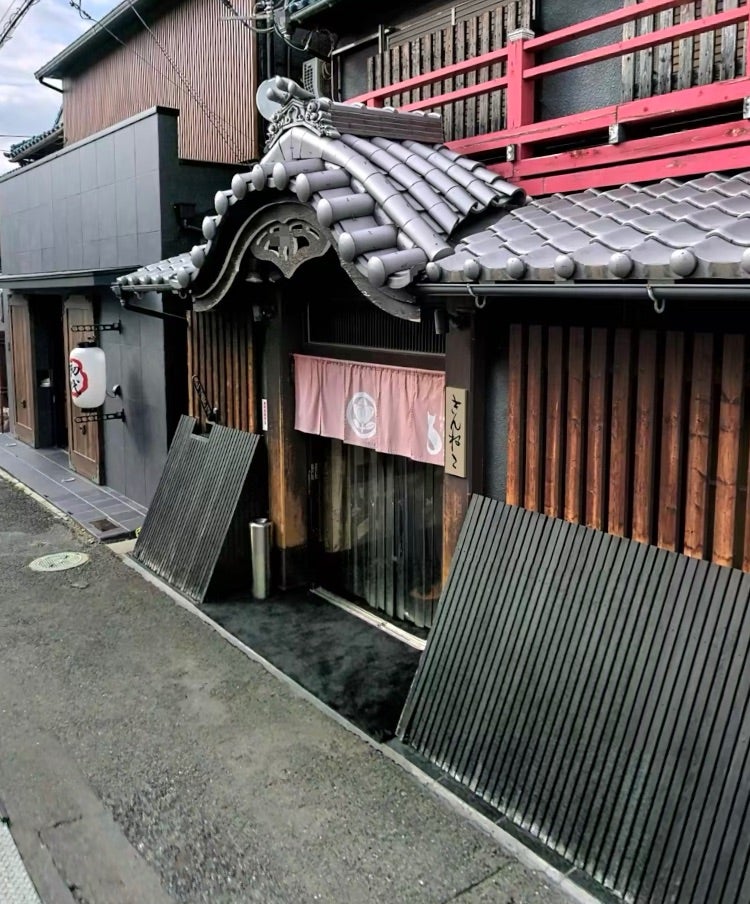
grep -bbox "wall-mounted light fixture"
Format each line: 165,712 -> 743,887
69,341 -> 125,424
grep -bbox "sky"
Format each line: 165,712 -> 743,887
0,0 -> 116,173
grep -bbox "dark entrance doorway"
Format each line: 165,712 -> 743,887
309,437 -> 443,630
33,298 -> 68,450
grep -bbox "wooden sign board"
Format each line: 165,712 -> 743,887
445,386 -> 467,477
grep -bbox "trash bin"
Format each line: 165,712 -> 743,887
250,518 -> 272,599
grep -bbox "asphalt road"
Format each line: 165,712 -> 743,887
0,475 -> 581,904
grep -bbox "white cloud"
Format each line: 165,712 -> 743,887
0,0 -> 116,173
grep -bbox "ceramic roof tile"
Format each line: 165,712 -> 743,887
115,78 -> 750,297
710,215 -> 750,244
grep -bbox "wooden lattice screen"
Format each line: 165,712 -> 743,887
367,1 -> 533,142
507,324 -> 750,571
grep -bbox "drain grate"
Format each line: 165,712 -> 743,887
28,552 -> 90,572
89,518 -> 119,532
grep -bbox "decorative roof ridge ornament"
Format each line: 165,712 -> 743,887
262,75 -> 444,152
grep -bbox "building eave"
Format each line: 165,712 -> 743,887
35,0 -> 175,79
0,267 -> 136,292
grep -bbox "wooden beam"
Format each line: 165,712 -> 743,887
585,328 -> 608,531
633,332 -> 657,546
544,326 -> 564,518
526,7 -> 747,81
712,335 -> 745,568
527,0 -> 693,52
495,142 -> 750,196
399,76 -> 508,113
525,325 -> 543,512
608,329 -> 632,538
264,288 -> 309,589
348,45 -> 508,105
442,311 -> 485,582
507,119 -> 750,180
564,327 -> 585,524
506,324 -> 524,506
683,334 -> 714,560
657,332 -> 685,552
449,75 -> 750,157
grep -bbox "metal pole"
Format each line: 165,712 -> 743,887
250,518 -> 273,599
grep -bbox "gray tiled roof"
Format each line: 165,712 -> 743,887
116,80 -> 750,299
6,107 -> 63,164
116,78 -> 524,296
432,172 -> 750,283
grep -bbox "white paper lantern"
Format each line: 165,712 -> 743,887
69,343 -> 106,409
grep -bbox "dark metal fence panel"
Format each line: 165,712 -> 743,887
133,415 -> 261,602
398,496 -> 750,903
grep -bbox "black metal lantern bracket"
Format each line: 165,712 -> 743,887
74,409 -> 126,424
71,321 -> 122,333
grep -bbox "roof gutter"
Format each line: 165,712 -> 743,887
288,0 -> 344,24
415,281 -> 750,307
35,0 -> 159,79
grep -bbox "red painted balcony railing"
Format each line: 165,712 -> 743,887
347,0 -> 750,194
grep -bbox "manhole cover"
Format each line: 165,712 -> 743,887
28,552 -> 90,572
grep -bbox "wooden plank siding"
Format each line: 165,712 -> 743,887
506,324 -> 750,572
187,307 -> 256,434
62,0 -> 259,164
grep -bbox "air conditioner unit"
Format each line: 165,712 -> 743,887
302,57 -> 330,97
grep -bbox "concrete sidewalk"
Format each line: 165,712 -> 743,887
0,476 -> 594,904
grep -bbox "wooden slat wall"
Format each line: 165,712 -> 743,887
187,307 -> 256,433
367,1 -> 532,143
506,325 -> 750,571
622,0 -> 748,101
63,0 -> 259,164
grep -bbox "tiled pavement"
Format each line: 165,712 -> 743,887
0,438 -> 146,541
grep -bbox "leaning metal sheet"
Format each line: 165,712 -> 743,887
0,822 -> 41,904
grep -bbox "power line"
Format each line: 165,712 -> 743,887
68,0 -> 251,157
0,0 -> 41,50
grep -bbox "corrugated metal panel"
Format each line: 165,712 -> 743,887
63,0 -> 259,164
133,415 -> 262,601
399,496 -> 750,903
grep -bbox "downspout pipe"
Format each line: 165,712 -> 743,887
415,282 -> 750,304
36,75 -> 62,94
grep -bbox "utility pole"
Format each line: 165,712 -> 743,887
0,0 -> 38,50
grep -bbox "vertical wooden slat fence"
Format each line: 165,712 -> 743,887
367,1 -> 531,143
622,0 -> 747,100
63,0 -> 259,163
187,307 -> 256,434
507,324 -> 750,571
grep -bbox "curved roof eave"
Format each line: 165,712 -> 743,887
116,78 -> 750,304
115,78 -> 525,301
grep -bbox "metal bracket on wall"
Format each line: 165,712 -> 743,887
74,410 -> 126,424
191,375 -> 220,424
71,321 -> 122,333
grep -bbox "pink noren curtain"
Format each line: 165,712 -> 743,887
294,355 -> 445,466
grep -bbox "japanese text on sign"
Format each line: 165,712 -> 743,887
445,386 -> 467,477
